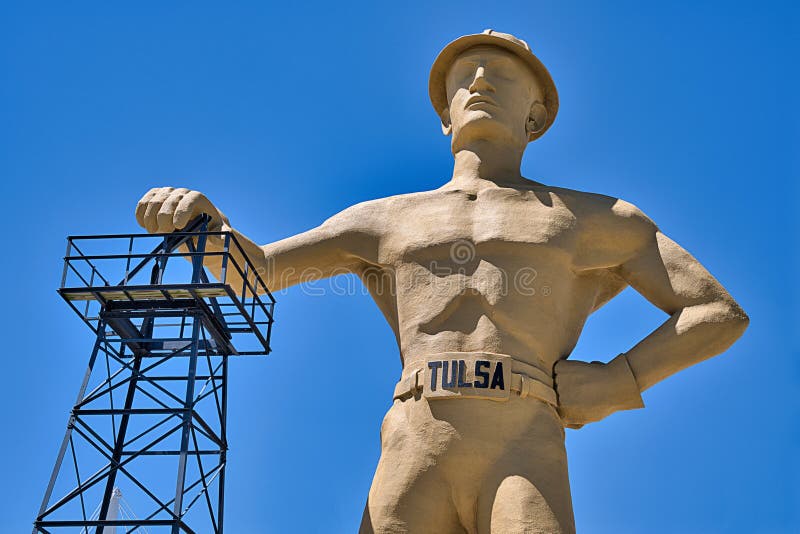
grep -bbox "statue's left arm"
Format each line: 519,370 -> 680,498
615,231 -> 749,390
555,205 -> 749,427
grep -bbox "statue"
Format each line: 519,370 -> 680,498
135,30 -> 748,534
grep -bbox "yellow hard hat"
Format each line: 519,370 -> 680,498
429,29 -> 559,141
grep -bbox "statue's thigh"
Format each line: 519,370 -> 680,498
479,474 -> 566,534
360,401 -> 463,534
475,443 -> 574,534
359,449 -> 462,534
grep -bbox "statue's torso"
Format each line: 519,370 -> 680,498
359,185 -> 631,374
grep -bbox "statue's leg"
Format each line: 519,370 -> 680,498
473,402 -> 575,534
359,400 -> 464,534
480,474 -> 569,534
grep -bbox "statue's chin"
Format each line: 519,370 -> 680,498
452,118 -> 520,148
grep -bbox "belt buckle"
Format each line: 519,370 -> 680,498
422,353 -> 512,402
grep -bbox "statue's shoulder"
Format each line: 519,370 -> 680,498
340,190 -> 444,215
374,189 -> 447,204
323,190 -> 441,234
544,185 -> 657,230
541,185 -> 659,264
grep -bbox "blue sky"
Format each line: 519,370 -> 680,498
1,1 -> 797,532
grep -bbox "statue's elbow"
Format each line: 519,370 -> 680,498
718,300 -> 749,343
732,306 -> 749,338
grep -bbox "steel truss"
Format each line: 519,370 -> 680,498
34,216 -> 275,533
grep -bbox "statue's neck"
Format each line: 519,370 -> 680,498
447,139 -> 528,190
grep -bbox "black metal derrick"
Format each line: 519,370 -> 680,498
34,216 -> 275,533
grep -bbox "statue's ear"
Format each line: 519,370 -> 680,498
526,102 -> 548,136
440,107 -> 452,136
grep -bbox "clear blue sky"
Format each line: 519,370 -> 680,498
1,1 -> 797,532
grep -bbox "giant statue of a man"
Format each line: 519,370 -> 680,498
136,30 -> 748,534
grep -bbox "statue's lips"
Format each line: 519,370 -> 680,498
465,95 -> 498,108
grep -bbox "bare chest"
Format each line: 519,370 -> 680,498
381,189 -> 579,268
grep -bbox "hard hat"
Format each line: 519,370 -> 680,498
429,29 -> 559,141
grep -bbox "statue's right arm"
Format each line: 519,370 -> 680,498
136,187 -> 380,293
256,209 -> 380,291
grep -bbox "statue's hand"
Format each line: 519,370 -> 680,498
135,187 -> 230,234
553,354 -> 644,429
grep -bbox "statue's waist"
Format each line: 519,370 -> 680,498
403,352 -> 552,384
395,352 -> 556,406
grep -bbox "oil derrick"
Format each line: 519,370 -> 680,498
34,216 -> 275,533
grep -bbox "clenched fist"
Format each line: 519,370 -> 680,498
135,187 -> 230,234
553,354 -> 644,429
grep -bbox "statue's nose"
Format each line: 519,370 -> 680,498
469,66 -> 494,93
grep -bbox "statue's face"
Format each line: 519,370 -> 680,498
444,45 -> 544,148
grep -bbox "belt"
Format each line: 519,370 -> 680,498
393,352 -> 557,407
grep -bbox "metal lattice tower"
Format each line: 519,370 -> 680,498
34,216 -> 275,533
